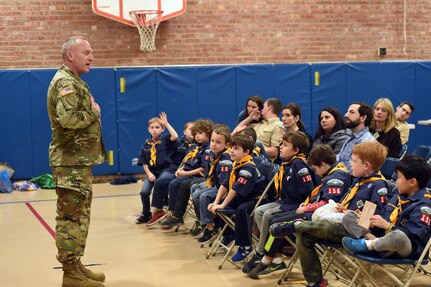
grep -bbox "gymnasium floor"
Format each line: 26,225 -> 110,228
1,182 -> 430,287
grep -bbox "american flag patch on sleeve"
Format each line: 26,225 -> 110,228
60,87 -> 73,96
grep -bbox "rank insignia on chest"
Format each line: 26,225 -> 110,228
356,200 -> 364,209
420,206 -> 431,226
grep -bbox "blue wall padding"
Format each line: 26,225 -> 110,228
413,62 -> 431,152
1,62 -> 431,179
311,63 -> 347,136
29,69 -> 56,177
0,71 -> 33,179
157,67 -> 199,131
346,62 -> 381,103
196,66 -> 237,128
274,64 -> 312,132
116,68 -> 157,175
82,68 -> 118,175
236,65 -> 275,117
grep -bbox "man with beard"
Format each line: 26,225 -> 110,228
336,102 -> 375,172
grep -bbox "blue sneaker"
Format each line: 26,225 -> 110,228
231,246 -> 253,262
342,237 -> 369,254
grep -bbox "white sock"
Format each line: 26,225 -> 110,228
365,239 -> 375,250
261,257 -> 272,265
272,257 -> 283,264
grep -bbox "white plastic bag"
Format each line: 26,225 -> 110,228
311,199 -> 345,223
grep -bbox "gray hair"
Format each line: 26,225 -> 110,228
62,36 -> 88,59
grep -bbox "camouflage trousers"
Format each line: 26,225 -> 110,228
52,166 -> 93,264
295,220 -> 350,283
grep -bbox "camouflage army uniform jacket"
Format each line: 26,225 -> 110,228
47,65 -> 106,167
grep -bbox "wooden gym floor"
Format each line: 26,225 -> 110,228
1,182 -> 430,287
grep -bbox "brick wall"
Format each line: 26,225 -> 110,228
1,0 -> 431,69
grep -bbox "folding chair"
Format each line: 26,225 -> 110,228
346,236 -> 431,287
413,145 -> 431,161
206,162 -> 278,269
380,157 -> 401,179
399,144 -> 408,159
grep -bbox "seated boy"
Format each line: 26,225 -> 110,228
146,121 -> 194,226
240,126 -> 270,163
269,141 -> 389,287
245,131 -> 316,271
189,126 -> 232,242
159,119 -> 213,228
136,112 -> 178,224
246,144 -> 351,279
342,155 -> 431,260
160,125 -> 231,233
209,134 -> 266,262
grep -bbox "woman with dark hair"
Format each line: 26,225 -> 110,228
313,107 -> 350,154
236,95 -> 264,125
281,103 -> 313,149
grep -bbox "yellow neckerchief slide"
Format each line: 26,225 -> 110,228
228,155 -> 254,190
273,153 -> 306,199
341,172 -> 385,208
303,162 -> 348,206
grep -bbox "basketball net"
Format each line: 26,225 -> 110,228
129,10 -> 163,52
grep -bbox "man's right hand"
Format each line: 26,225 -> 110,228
90,96 -> 101,113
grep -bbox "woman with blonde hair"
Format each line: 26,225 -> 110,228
370,98 -> 402,158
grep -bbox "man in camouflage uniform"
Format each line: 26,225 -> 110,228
47,36 -> 106,287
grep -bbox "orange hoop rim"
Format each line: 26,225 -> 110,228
129,10 -> 163,27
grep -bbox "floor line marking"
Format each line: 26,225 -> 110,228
0,193 -> 138,205
25,202 -> 56,239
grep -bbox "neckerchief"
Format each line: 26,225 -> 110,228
273,154 -> 306,198
303,162 -> 348,206
341,171 -> 385,208
179,145 -> 199,169
147,139 -> 160,167
389,196 -> 411,225
228,155 -> 254,190
253,146 -> 261,157
206,148 -> 230,187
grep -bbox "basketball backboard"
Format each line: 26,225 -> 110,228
92,0 -> 187,27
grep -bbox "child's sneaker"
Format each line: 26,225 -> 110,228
146,210 -> 167,226
197,228 -> 218,244
231,246 -> 253,263
190,221 -> 204,236
242,253 -> 263,275
136,212 -> 152,224
159,215 -> 184,227
251,261 -> 287,279
342,237 -> 370,254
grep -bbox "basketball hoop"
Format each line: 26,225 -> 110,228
129,10 -> 163,52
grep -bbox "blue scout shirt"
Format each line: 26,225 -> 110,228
221,161 -> 265,200
170,135 -> 194,170
341,172 -> 389,215
312,163 -> 352,204
205,149 -> 232,188
182,141 -> 210,172
383,189 -> 431,259
278,156 -> 317,211
303,163 -> 352,220
137,134 -> 175,173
